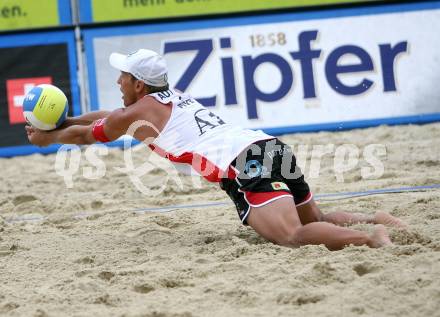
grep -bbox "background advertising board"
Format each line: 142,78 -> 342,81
0,0 -> 72,32
84,2 -> 440,134
79,0 -> 380,23
0,31 -> 81,157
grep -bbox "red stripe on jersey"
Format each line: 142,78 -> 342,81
148,144 -> 227,183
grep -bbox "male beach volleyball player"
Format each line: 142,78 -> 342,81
26,49 -> 406,250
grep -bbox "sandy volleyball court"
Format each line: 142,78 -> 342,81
1,123 -> 439,317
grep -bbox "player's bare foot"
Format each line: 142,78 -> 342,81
368,224 -> 393,248
374,211 -> 408,229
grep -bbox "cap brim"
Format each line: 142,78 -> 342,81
109,53 -> 130,72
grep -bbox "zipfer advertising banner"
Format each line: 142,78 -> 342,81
84,2 -> 440,134
0,31 -> 80,157
0,0 -> 72,32
79,0 -> 379,23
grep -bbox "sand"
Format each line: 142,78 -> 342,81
0,123 -> 439,317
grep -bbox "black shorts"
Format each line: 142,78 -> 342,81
220,138 -> 312,225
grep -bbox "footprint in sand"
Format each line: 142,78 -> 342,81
277,292 -> 325,306
74,256 -> 95,264
12,195 -> 38,206
353,262 -> 379,276
98,271 -> 115,281
133,283 -> 155,294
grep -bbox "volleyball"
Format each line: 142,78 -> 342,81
22,84 -> 68,131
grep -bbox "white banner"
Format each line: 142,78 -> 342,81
88,3 -> 440,131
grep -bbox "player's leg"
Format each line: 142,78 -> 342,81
296,199 -> 407,228
246,196 -> 392,250
277,139 -> 406,229
296,199 -> 373,225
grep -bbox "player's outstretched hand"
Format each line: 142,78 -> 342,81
25,125 -> 51,147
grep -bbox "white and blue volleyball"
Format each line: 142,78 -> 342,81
22,84 -> 68,131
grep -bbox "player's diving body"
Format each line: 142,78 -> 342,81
26,49 -> 406,250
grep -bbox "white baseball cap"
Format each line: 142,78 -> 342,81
109,49 -> 168,87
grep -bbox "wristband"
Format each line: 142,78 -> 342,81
92,118 -> 110,143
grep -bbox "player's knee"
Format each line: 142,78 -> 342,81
302,210 -> 323,223
311,204 -> 325,222
277,225 -> 303,247
297,201 -> 324,224
311,211 -> 324,222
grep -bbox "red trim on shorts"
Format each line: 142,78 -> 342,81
296,192 -> 313,207
92,118 -> 110,143
244,191 -> 292,207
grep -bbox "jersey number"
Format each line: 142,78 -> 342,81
194,109 -> 225,136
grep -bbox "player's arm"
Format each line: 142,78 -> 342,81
26,124 -> 95,146
59,110 -> 112,128
26,107 -> 141,146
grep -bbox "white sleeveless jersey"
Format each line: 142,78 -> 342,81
148,89 -> 273,182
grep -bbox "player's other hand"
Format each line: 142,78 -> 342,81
25,125 -> 51,147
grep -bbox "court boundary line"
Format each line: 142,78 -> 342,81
3,184 -> 440,223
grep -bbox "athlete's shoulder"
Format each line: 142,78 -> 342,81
147,88 -> 182,104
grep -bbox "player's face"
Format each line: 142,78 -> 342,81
117,72 -> 138,107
